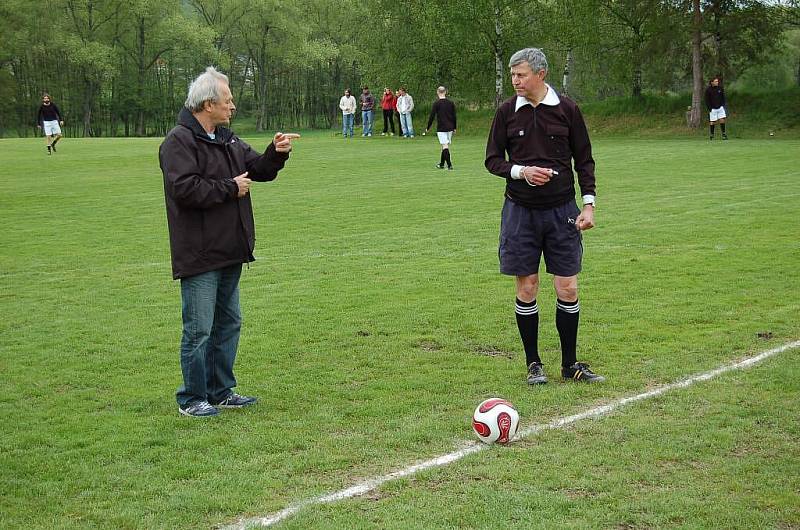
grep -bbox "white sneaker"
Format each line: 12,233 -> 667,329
179,400 -> 219,417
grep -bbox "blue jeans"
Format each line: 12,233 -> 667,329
342,113 -> 354,137
400,113 -> 414,137
362,110 -> 373,135
176,264 -> 242,406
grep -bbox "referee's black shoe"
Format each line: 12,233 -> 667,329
526,362 -> 547,385
435,163 -> 445,169
562,362 -> 605,383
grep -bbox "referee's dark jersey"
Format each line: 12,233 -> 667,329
485,91 -> 595,210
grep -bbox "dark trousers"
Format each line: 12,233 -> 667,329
382,109 -> 395,134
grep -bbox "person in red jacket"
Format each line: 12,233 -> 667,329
381,87 -> 396,136
159,66 -> 300,417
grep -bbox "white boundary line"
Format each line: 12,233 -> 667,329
222,340 -> 800,530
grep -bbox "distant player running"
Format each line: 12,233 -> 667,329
37,93 -> 64,155
485,47 -> 604,385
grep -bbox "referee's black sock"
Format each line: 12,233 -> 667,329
556,299 -> 579,367
710,124 -> 715,137
720,123 -> 726,134
439,150 -> 446,166
515,298 -> 540,366
443,148 -> 452,168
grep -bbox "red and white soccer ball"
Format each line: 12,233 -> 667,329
472,398 -> 520,445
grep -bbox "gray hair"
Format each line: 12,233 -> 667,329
437,86 -> 447,95
509,48 -> 548,73
184,66 -> 229,112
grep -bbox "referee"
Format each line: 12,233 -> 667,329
485,47 -> 604,385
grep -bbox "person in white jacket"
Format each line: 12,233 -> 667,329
339,88 -> 357,138
396,87 -> 415,138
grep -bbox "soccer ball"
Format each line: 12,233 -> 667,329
472,398 -> 520,445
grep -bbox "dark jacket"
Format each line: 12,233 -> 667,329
159,108 -> 289,279
485,93 -> 595,210
704,85 -> 726,111
37,103 -> 63,126
361,92 -> 375,111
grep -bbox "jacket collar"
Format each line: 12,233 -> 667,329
177,107 -> 233,143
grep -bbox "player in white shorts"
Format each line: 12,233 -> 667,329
704,77 -> 728,140
36,94 -> 65,154
424,86 -> 457,170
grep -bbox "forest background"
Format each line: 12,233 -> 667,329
1,0 -> 799,138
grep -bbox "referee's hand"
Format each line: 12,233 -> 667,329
576,205 -> 595,231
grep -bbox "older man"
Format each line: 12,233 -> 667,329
485,48 -> 604,385
159,66 -> 299,417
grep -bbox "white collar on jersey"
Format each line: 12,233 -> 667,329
515,84 -> 560,111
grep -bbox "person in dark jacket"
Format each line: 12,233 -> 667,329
159,66 -> 299,417
424,86 -> 457,170
705,76 -> 728,140
360,86 -> 375,137
485,47 -> 604,386
36,93 -> 64,155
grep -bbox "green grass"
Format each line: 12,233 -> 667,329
1,133 -> 798,529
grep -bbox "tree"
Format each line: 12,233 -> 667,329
59,0 -> 121,136
599,0 -> 674,98
114,0 -> 209,135
690,0 -> 704,128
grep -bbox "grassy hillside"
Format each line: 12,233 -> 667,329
579,87 -> 800,138
268,87 -> 799,140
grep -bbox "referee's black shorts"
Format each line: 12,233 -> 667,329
499,197 -> 583,277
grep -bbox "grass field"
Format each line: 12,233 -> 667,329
1,132 -> 799,529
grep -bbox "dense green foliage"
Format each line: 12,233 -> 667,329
1,0 -> 798,137
1,135 -> 798,528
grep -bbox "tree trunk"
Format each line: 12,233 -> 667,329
254,66 -> 268,132
135,18 -> 146,136
562,48 -> 573,96
689,0 -> 703,128
82,76 -> 95,137
632,66 -> 642,98
493,7 -> 504,108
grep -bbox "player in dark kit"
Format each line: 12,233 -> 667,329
36,94 -> 65,155
424,86 -> 457,170
705,77 -> 728,140
485,47 -> 604,385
